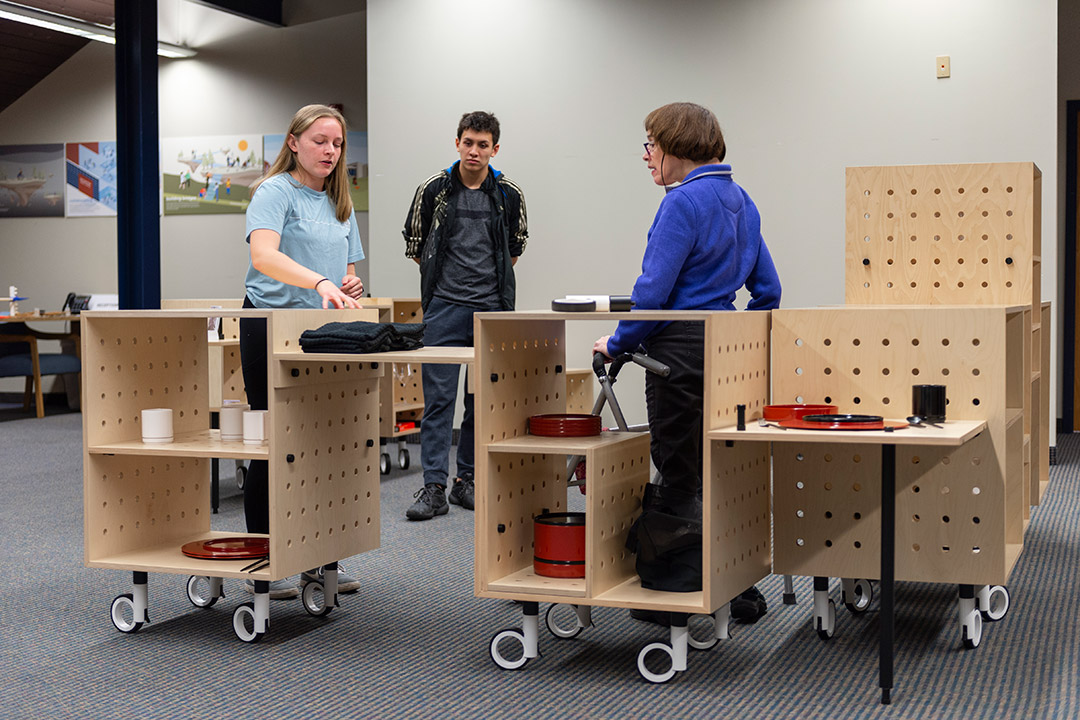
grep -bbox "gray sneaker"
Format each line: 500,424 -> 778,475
301,564 -> 361,594
244,577 -> 299,599
448,476 -> 475,510
406,483 -> 449,520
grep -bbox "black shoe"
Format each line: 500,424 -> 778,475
731,586 -> 767,623
448,475 -> 475,510
406,484 -> 448,520
629,608 -> 672,627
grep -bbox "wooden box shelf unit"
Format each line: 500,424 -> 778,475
363,298 -> 425,439
845,162 -> 1048,510
755,306 -> 1027,586
473,309 -> 763,616
82,307 -> 382,583
161,299 -> 245,408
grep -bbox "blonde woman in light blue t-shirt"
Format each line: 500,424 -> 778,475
240,104 -> 366,599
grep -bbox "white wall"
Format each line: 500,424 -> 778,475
368,0 -> 1059,428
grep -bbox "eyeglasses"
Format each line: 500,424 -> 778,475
643,142 -> 656,155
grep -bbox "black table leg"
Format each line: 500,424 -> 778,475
880,443 -> 896,704
211,458 -> 220,514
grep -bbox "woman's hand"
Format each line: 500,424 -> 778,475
316,278 -> 361,309
340,274 -> 364,300
592,335 -> 613,360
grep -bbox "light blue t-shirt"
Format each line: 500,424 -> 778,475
244,173 -> 365,309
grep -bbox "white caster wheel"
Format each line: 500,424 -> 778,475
545,603 -> 583,639
489,629 -> 530,670
301,581 -> 333,617
962,610 -> 983,649
235,464 -> 246,490
816,599 -> 837,640
185,576 -> 219,608
110,593 -> 143,634
981,586 -> 1010,622
233,602 -> 265,643
687,615 -> 719,651
637,642 -> 679,684
380,452 -> 391,475
844,579 -> 873,613
398,448 -> 410,470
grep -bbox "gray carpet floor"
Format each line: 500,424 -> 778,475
1,409 -> 1078,719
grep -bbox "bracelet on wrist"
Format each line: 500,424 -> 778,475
314,277 -> 331,290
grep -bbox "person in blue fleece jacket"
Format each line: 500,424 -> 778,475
595,101 -> 781,490
594,102 -> 781,621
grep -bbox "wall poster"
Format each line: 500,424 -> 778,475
65,141 -> 118,217
0,144 -> 65,218
162,135 -> 262,215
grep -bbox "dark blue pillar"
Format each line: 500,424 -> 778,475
114,0 -> 160,310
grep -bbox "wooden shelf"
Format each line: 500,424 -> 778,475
88,429 -> 270,459
276,346 -> 474,365
1006,408 -> 1024,430
394,401 -> 425,413
208,338 -> 239,347
593,577 -> 706,612
86,531 -> 273,580
488,431 -> 645,455
709,419 -> 986,447
486,567 -> 586,598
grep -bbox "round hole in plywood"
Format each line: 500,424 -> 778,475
824,482 -> 833,491
972,486 -> 981,495
796,538 -> 805,546
854,541 -> 862,549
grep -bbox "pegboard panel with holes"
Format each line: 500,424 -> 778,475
704,311 -> 771,430
220,344 -> 245,402
475,316 -> 566,447
565,368 -> 595,414
769,306 -> 1025,585
480,452 -> 571,597
84,455 -> 214,566
379,299 -> 425,437
82,316 -> 212,447
706,440 -> 772,607
270,374 -> 381,578
845,162 -> 1040,307
584,434 -> 650,598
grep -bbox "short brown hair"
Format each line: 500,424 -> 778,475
644,102 -> 725,163
457,111 -> 500,145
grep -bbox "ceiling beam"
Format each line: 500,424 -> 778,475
184,0 -> 283,27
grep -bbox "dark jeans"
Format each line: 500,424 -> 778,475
239,297 -> 269,534
643,321 -> 705,496
420,297 -> 493,487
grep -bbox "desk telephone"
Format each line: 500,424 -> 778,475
63,293 -> 92,314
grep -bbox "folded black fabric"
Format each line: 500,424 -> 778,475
300,321 -> 426,353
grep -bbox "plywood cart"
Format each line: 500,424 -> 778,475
474,309 -> 772,683
83,308 -> 385,642
713,305 -> 1026,703
362,298 -> 425,475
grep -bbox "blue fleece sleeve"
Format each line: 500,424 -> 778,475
745,237 -> 781,310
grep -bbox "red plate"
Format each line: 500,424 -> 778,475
779,418 -> 909,431
763,403 -> 838,422
528,413 -> 602,437
181,537 -> 269,560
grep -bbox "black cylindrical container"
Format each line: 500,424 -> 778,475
912,384 -> 947,422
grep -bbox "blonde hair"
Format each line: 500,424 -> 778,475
253,104 -> 353,222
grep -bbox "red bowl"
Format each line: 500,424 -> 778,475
528,414 -> 602,437
763,403 -> 838,422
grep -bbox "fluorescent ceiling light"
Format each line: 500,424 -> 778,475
0,0 -> 196,58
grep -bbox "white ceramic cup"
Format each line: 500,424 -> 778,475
141,408 -> 174,443
219,402 -> 250,441
243,409 -> 267,445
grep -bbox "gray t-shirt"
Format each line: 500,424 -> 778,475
434,187 -> 499,307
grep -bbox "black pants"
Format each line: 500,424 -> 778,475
643,321 -> 705,496
239,297 -> 269,534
